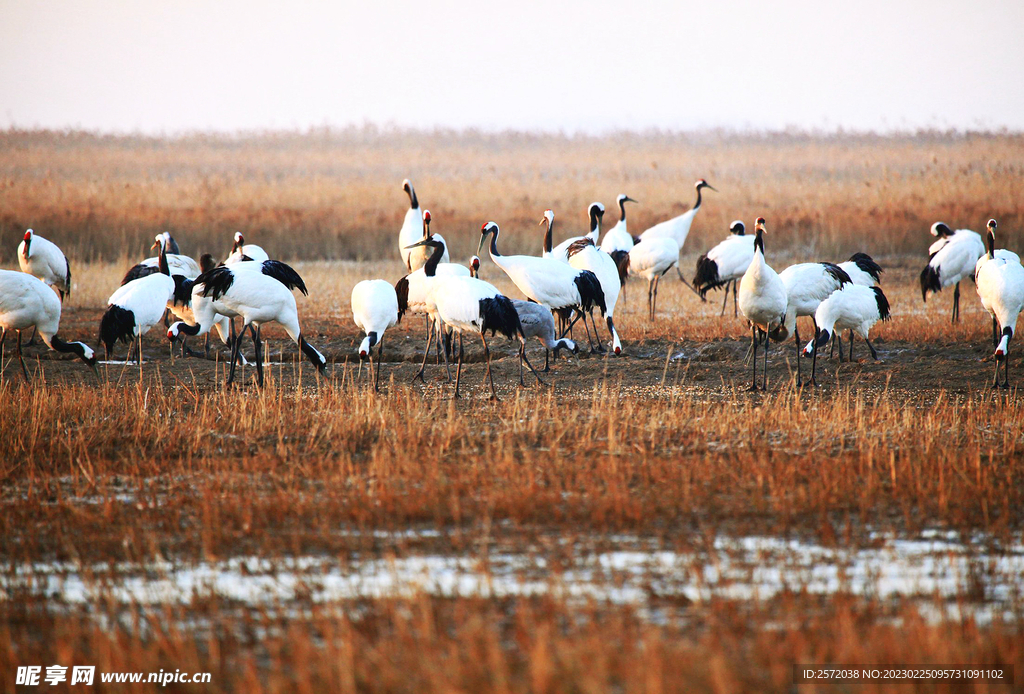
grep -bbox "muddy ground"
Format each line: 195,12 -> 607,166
3,303 -> 1012,398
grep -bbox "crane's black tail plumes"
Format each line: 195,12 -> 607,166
574,270 -> 606,316
394,276 -> 410,322
872,286 -> 892,321
919,264 -> 941,302
99,305 -> 136,352
479,296 -> 523,341
196,266 -> 236,300
849,252 -> 883,283
610,250 -> 629,287
821,262 -> 852,286
121,264 -> 159,286
692,254 -> 722,298
261,260 -> 308,295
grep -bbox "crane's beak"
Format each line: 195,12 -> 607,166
476,234 -> 487,255
151,240 -> 160,251
705,184 -> 718,193
538,217 -> 547,226
625,196 -> 638,204
404,239 -> 430,249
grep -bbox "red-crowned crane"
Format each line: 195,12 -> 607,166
771,261 -> 852,386
693,220 -> 754,316
167,261 -> 326,388
976,221 -> 1024,388
428,272 -> 539,400
737,218 -> 787,391
18,229 -> 71,301
920,222 -> 984,323
477,222 -> 606,351
0,269 -> 96,381
351,279 -> 400,391
395,221 -> 472,382
802,284 -> 892,385
99,235 -> 177,363
975,220 -> 1021,348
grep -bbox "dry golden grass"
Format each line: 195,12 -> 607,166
2,128 -> 1023,264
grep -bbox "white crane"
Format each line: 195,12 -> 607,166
429,273 -> 539,400
100,236 -> 177,362
167,262 -> 326,387
17,229 -> 71,302
351,279 -> 400,391
122,233 -> 202,284
920,222 -> 984,323
802,284 -> 892,384
976,221 -> 1024,388
975,220 -> 1021,348
478,222 -> 606,350
549,203 -> 605,261
511,299 -> 577,378
564,236 -> 623,354
829,252 -> 884,357
225,232 -> 270,265
737,218 -> 787,391
772,261 -> 852,386
600,194 -> 638,289
0,270 -> 96,381
395,226 -> 472,382
692,220 -> 754,316
626,237 -> 679,320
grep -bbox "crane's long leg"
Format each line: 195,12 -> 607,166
762,328 -> 770,390
849,330 -> 855,362
440,323 -> 453,382
952,282 -> 960,323
992,318 -> 999,348
865,336 -> 879,361
652,276 -> 661,319
413,321 -> 435,383
27,325 -> 37,347
647,278 -> 655,320
226,324 -> 243,387
733,280 -> 738,318
1001,334 -> 1012,389
454,333 -> 464,399
720,285 -> 729,316
992,350 -> 1002,388
16,330 -> 29,382
251,324 -> 264,387
544,348 -> 550,372
794,322 -> 802,387
374,336 -> 384,392
590,312 -> 607,352
748,324 -> 758,391
811,329 -> 820,386
481,332 -> 499,401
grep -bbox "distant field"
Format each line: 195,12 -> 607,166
1,128 -> 1023,264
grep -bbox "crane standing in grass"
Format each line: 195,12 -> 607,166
737,218 -> 787,391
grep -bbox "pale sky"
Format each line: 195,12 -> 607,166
2,0 -> 1022,134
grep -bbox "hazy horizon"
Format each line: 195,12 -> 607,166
2,0 -> 1023,135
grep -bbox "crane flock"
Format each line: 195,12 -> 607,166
2,178 -> 1022,395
